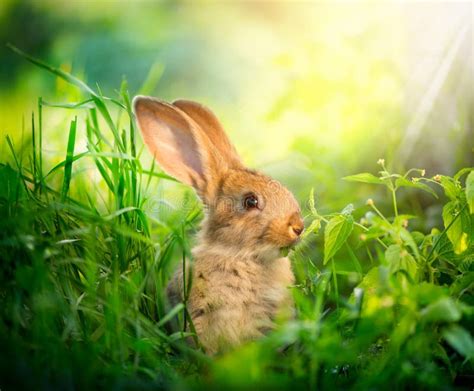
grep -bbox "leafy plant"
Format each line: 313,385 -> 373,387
282,160 -> 474,388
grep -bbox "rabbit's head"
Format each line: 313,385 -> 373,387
133,97 -> 304,256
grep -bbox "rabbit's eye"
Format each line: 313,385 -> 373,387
243,193 -> 259,210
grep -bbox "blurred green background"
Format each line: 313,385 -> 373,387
1,0 -> 472,214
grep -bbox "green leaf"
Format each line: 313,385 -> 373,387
466,171 -> 474,214
395,177 -> 437,198
438,176 -> 461,200
356,267 -> 378,294
413,282 -> 448,306
443,325 -> 474,360
399,227 -> 421,261
356,266 -> 390,298
420,297 -> 461,323
324,214 -> 354,264
385,244 -> 418,281
454,167 -> 474,181
458,258 -> 474,273
442,201 -> 470,254
342,173 -> 385,185
450,272 -> 474,297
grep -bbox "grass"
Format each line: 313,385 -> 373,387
0,48 -> 473,390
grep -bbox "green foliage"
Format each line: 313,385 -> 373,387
323,214 -> 354,264
443,325 -> 474,361
466,171 -> 474,214
0,51 -> 473,390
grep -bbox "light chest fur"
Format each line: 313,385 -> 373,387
169,246 -> 295,354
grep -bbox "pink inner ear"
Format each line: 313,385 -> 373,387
135,99 -> 205,187
155,116 -> 204,179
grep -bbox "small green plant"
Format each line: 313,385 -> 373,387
267,159 -> 474,389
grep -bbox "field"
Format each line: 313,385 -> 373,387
0,2 -> 473,390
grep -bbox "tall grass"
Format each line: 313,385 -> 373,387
1,46 -> 205,389
0,48 -> 473,390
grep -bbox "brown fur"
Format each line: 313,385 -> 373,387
134,96 -> 304,354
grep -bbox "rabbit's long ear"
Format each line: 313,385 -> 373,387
172,100 -> 242,168
133,96 -> 225,201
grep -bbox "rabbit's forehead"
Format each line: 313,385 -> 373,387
220,169 -> 299,209
220,168 -> 269,193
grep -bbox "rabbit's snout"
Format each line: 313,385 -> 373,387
291,225 -> 303,237
288,213 -> 305,240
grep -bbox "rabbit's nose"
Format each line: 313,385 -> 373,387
289,216 -> 304,237
291,225 -> 303,237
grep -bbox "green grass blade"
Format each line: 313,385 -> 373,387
61,117 -> 78,201
44,151 -> 89,180
38,97 -> 43,194
120,81 -> 138,207
8,43 -> 97,96
5,135 -> 30,196
42,99 -> 96,109
156,303 -> 185,328
92,95 -> 125,153
31,112 -> 37,190
138,62 -> 165,95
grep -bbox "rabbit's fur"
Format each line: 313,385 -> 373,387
133,97 -> 304,354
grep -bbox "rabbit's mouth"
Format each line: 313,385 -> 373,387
279,230 -> 304,254
279,241 -> 299,257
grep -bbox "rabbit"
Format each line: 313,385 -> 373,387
133,96 -> 304,354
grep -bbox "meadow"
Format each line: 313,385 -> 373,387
0,2 -> 473,390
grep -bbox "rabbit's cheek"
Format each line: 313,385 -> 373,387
264,219 -> 297,248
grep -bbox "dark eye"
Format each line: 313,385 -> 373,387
243,193 -> 259,210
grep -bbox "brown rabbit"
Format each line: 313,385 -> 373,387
133,96 -> 304,354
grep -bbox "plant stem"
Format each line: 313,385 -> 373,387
391,186 -> 398,218
354,222 -> 388,249
331,258 -> 339,308
182,224 -> 187,332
